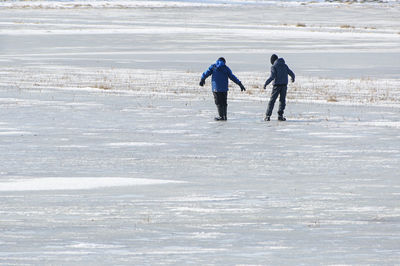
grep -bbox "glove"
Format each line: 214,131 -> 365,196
263,84 -> 267,90
291,78 -> 295,83
239,83 -> 246,92
199,79 -> 205,87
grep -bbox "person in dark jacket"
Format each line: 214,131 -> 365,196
200,57 -> 246,121
263,54 -> 295,121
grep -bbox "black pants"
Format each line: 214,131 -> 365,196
213,92 -> 227,118
266,84 -> 287,117
213,92 -> 227,107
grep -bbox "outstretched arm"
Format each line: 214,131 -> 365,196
264,66 -> 276,89
227,68 -> 246,91
199,65 -> 214,86
288,67 -> 295,83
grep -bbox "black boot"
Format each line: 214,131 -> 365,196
264,116 -> 270,121
222,105 -> 227,121
214,105 -> 224,121
278,116 -> 286,121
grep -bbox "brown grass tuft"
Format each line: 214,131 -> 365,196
340,24 -> 355,29
327,95 -> 338,102
94,84 -> 112,90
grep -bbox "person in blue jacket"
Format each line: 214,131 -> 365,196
200,57 -> 246,121
263,54 -> 295,121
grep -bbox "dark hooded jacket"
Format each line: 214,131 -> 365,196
201,59 -> 242,92
264,58 -> 295,86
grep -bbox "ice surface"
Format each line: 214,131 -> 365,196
0,177 -> 183,192
1,2 -> 399,78
0,1 -> 400,265
1,80 -> 399,264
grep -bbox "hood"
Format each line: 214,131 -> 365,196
274,58 -> 285,65
215,59 -> 226,69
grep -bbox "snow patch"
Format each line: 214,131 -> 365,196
68,242 -> 125,249
106,142 -> 167,147
361,121 -> 400,129
0,131 -> 32,136
152,129 -> 190,134
0,177 -> 183,192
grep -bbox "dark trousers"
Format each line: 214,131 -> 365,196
266,84 -> 287,117
213,92 -> 228,118
213,92 -> 227,107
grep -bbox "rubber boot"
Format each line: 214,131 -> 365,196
214,105 -> 224,121
278,109 -> 286,121
222,105 -> 227,121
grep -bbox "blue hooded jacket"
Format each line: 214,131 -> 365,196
201,59 -> 242,92
264,58 -> 295,86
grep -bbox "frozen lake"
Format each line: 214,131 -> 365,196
1,1 -> 400,78
1,1 -> 400,265
1,83 -> 400,264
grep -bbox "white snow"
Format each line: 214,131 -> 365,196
106,142 -> 167,147
0,177 -> 183,192
0,0 -> 398,9
0,131 -> 33,136
0,1 -> 399,265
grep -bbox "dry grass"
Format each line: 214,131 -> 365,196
94,84 -> 113,90
327,95 -> 338,102
340,24 -> 355,29
4,67 -> 399,107
296,23 -> 306,27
